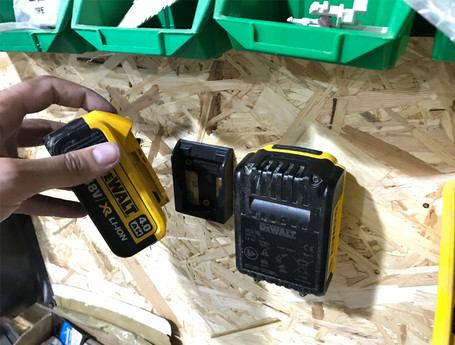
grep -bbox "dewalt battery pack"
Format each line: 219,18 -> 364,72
44,111 -> 169,257
234,144 -> 345,296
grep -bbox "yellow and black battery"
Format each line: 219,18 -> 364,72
432,180 -> 455,345
44,111 -> 169,257
234,144 -> 345,296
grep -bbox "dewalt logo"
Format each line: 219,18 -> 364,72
259,223 -> 296,239
103,171 -> 138,217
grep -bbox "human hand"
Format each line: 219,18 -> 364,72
0,76 -> 121,222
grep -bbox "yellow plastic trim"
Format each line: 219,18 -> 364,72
327,171 -> 346,278
82,111 -> 169,242
432,180 -> 455,345
260,144 -> 345,170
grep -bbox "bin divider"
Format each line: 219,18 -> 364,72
158,7 -> 175,29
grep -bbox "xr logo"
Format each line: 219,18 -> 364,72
99,202 -> 112,217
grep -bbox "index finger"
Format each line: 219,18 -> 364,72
0,76 -> 116,139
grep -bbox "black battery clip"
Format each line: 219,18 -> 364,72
171,139 -> 234,223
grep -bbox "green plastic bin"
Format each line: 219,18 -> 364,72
72,0 -> 231,59
433,30 -> 455,62
0,0 -> 93,53
214,0 -> 415,69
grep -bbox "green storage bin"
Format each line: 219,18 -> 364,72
72,0 -> 231,59
0,0 -> 93,53
433,30 -> 455,62
214,0 -> 415,69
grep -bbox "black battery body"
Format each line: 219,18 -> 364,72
234,145 -> 345,296
43,118 -> 157,257
171,139 -> 234,223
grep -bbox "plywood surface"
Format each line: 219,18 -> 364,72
1,38 -> 454,344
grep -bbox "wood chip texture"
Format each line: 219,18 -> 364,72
2,38 -> 454,345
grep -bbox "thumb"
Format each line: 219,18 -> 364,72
20,142 -> 121,196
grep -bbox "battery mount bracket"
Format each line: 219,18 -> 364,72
171,139 -> 234,223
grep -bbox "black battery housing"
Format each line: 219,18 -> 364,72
234,145 -> 345,296
171,139 -> 234,223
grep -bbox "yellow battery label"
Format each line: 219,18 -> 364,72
82,111 -> 168,244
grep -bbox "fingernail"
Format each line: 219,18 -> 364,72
92,142 -> 120,166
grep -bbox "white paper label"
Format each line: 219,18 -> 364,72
14,0 -> 60,28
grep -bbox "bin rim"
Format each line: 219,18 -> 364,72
71,0 -> 213,34
213,0 -> 414,40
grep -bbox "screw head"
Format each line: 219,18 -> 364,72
310,174 -> 322,187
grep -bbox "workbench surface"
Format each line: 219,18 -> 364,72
2,37 -> 454,344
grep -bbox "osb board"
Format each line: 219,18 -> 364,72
1,37 -> 454,345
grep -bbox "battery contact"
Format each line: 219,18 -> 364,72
185,170 -> 199,205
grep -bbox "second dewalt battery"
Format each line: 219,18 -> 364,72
234,145 -> 345,296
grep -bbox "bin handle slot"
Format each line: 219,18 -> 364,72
250,22 -> 343,62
